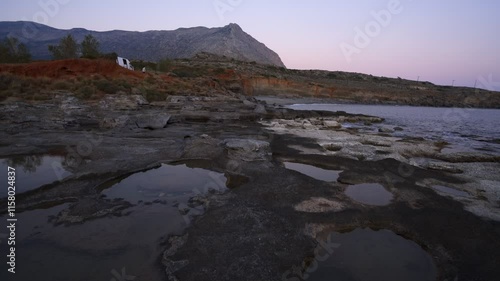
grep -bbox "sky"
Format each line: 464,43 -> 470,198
1,0 -> 499,89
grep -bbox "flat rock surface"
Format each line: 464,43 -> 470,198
0,94 -> 499,281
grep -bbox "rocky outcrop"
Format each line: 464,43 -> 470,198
135,113 -> 171,130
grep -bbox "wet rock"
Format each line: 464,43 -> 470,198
254,104 -> 267,114
53,197 -> 131,225
224,139 -> 271,161
225,173 -> 250,189
182,136 -> 224,159
308,118 -> 323,126
301,120 -> 315,129
378,127 -> 395,133
99,94 -> 148,110
435,152 -> 500,163
361,137 -> 392,147
188,195 -> 209,208
99,115 -> 131,129
243,99 -> 256,107
135,113 -> 171,129
59,96 -> 85,112
323,120 -> 342,129
278,119 -> 301,128
321,142 -> 343,152
342,116 -> 384,123
178,204 -> 190,215
427,162 -> 464,174
167,96 -> 188,104
394,126 -> 404,131
294,197 -> 345,213
163,235 -> 189,281
337,144 -> 377,161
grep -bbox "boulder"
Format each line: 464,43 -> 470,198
135,113 -> 171,129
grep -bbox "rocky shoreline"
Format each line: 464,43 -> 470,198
1,93 -> 500,281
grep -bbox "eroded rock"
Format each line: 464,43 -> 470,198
323,120 -> 342,129
135,113 -> 171,129
99,94 -> 149,110
224,139 -> 271,161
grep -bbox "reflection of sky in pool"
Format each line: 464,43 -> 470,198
1,155 -> 71,197
345,183 -> 393,206
102,164 -> 227,203
308,228 -> 437,281
0,163 -> 230,281
432,185 -> 471,198
284,162 -> 341,182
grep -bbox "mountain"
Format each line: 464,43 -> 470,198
0,21 -> 285,67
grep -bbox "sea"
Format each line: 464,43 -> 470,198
288,104 -> 500,155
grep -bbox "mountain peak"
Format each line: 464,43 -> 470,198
0,21 -> 285,67
227,23 -> 242,30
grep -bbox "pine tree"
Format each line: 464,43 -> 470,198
0,37 -> 32,63
81,34 -> 100,59
48,34 -> 79,60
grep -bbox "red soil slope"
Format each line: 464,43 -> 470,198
0,59 -> 144,79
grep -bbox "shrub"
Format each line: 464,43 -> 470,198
144,75 -> 156,84
76,85 -> 95,99
157,59 -> 173,72
172,68 -> 198,78
327,73 -> 337,79
143,87 -> 167,102
117,78 -> 132,90
94,78 -> 119,94
0,74 -> 14,91
213,68 -> 226,75
133,60 -> 157,71
52,80 -> 72,90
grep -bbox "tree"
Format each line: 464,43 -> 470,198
0,37 -> 31,63
81,34 -> 100,59
100,52 -> 118,61
48,34 -> 79,60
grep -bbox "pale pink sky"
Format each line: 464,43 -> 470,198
1,0 -> 499,89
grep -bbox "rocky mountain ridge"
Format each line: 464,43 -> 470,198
0,21 -> 285,67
